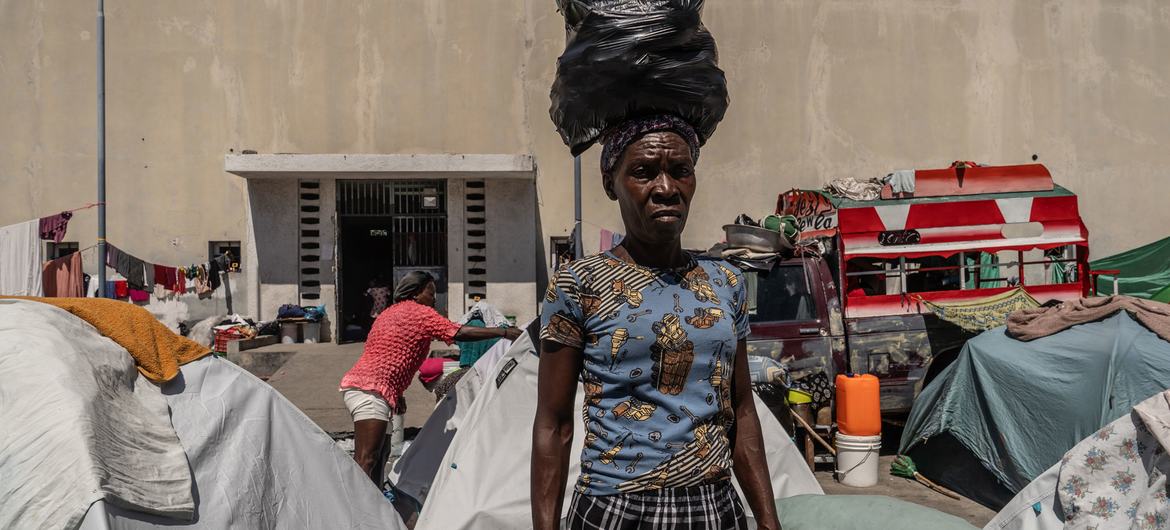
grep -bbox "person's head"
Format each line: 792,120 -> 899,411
600,115 -> 701,247
394,271 -> 437,307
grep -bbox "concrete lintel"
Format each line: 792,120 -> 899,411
225,153 -> 535,180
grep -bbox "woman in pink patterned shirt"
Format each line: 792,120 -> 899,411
340,271 -> 521,484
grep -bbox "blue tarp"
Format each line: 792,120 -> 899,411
900,312 -> 1170,496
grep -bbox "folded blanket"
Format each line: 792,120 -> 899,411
3,297 -> 210,382
1007,295 -> 1170,343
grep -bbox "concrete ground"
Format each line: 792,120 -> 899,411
815,457 -> 994,526
263,341 -> 454,434
259,342 -> 995,527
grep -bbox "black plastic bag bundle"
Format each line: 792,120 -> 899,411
550,0 -> 729,156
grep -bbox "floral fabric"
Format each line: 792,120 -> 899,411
1057,390 -> 1170,529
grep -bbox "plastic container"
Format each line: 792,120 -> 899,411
835,433 -> 881,487
835,373 -> 881,436
302,322 -> 321,344
787,388 -> 813,405
280,322 -> 299,344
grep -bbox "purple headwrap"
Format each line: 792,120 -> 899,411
599,115 -> 701,174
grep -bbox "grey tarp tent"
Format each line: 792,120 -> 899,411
79,354 -> 407,529
899,312 -> 1170,510
0,298 -> 404,530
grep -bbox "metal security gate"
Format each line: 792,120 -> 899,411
336,180 -> 448,341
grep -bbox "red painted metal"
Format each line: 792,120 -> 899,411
879,163 -> 1054,199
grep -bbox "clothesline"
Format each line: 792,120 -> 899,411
64,202 -> 104,214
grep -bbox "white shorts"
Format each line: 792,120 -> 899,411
341,388 -> 392,423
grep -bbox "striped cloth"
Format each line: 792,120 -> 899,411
566,480 -> 747,530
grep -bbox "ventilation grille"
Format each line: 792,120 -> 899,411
465,180 -> 487,305
299,180 -> 322,303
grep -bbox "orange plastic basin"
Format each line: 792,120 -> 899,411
835,374 -> 881,436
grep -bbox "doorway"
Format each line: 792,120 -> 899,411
337,180 -> 448,342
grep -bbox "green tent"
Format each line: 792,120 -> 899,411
1089,236 -> 1170,298
899,312 -> 1170,510
1154,284 -> 1170,304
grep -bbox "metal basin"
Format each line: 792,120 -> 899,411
723,224 -> 793,253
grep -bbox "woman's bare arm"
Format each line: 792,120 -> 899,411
531,339 -> 584,530
730,339 -> 781,530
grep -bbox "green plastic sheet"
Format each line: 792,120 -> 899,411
775,494 -> 977,530
1090,236 -> 1170,299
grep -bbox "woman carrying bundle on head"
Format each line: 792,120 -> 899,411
533,1 -> 781,528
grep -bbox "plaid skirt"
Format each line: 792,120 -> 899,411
566,481 -> 748,530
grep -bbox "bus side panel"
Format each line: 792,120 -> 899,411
845,315 -> 931,413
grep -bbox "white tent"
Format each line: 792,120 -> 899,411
78,354 -> 407,530
0,299 -> 406,530
413,331 -> 824,530
390,335 -> 516,507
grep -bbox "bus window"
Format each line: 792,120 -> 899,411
746,265 -> 817,323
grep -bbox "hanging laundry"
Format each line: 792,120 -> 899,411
129,289 -> 150,303
174,267 -> 187,294
105,244 -> 147,290
38,211 -> 73,244
154,264 -> 182,294
208,258 -> 222,291
144,262 -> 155,289
195,265 -> 212,299
42,252 -> 85,297
0,219 -> 45,296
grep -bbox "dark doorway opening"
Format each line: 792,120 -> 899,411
336,180 -> 448,343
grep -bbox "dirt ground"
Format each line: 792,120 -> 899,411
263,342 -> 996,527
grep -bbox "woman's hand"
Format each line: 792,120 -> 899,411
730,340 -> 782,530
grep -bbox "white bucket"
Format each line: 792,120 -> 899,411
835,433 -> 881,487
302,322 -> 321,344
280,322 -> 299,344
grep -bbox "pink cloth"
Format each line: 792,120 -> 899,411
339,301 -> 461,407
599,228 -> 614,252
418,357 -> 446,384
42,252 -> 84,297
38,212 -> 72,244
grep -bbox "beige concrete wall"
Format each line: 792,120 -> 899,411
485,178 -> 539,325
3,1 -> 1169,316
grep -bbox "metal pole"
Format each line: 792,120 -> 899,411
573,155 -> 582,259
97,0 -> 108,297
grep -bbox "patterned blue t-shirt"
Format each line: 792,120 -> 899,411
540,252 -> 749,496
